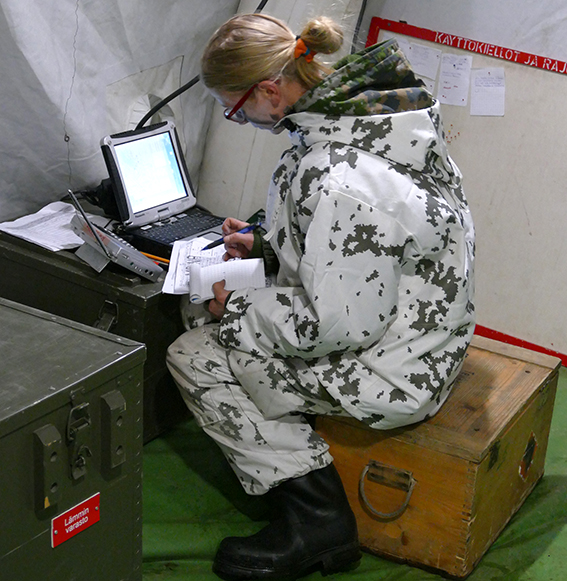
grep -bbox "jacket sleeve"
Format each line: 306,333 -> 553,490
218,175 -> 411,360
249,227 -> 280,276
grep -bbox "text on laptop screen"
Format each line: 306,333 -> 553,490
114,131 -> 188,214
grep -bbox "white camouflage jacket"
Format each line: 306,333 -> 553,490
218,40 -> 475,429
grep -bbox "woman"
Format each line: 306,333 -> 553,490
167,12 -> 475,580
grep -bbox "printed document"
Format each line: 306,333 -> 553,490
163,236 -> 266,301
0,201 -> 109,252
0,202 -> 84,251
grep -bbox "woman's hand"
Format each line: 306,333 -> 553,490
222,217 -> 255,260
207,217 -> 256,318
208,280 -> 230,319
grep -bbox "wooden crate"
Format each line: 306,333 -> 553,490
315,336 -> 561,578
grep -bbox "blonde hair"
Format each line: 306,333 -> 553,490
201,13 -> 343,92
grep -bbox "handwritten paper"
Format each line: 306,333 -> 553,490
470,68 -> 506,116
188,259 -> 265,303
162,236 -> 266,300
406,42 -> 442,82
382,33 -> 411,60
382,34 -> 440,89
162,236 -> 225,294
437,54 -> 473,106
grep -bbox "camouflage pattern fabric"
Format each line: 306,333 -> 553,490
167,40 -> 475,495
167,323 -> 339,495
288,38 -> 433,117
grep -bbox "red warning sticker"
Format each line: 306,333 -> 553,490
51,493 -> 100,548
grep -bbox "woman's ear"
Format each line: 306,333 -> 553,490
257,79 -> 282,107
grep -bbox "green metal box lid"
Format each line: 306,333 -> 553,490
0,298 -> 146,438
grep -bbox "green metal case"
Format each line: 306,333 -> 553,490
0,231 -> 187,442
0,298 -> 145,581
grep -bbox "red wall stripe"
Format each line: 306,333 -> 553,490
475,325 -> 567,366
367,17 -> 567,76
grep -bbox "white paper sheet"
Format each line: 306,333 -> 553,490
188,258 -> 265,303
0,201 -> 84,251
470,68 -> 506,116
406,42 -> 442,82
162,235 -> 266,299
162,236 -> 226,294
437,54 -> 473,106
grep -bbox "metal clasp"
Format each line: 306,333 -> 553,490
67,402 -> 92,480
94,300 -> 119,332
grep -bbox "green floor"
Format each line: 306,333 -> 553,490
142,367 -> 567,581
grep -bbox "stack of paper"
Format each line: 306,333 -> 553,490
163,236 -> 266,302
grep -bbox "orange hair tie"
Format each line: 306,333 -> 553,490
294,37 -> 316,63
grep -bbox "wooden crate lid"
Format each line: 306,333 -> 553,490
326,336 -> 561,463
395,335 -> 561,462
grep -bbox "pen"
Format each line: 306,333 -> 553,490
201,222 -> 263,251
141,251 -> 170,265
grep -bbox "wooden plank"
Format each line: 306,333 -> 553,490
467,371 -> 558,568
421,345 -> 557,461
470,334 -> 562,370
326,342 -> 559,462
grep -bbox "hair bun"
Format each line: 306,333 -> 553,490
298,17 -> 344,55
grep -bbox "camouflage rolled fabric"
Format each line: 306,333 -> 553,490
167,39 -> 475,495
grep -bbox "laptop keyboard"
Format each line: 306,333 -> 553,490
136,210 -> 225,242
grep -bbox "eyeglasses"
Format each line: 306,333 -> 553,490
224,84 -> 258,124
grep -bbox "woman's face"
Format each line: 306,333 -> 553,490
210,83 -> 286,133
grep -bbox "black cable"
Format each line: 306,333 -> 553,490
254,0 -> 269,12
135,74 -> 200,130
351,0 -> 368,54
135,0 -> 270,130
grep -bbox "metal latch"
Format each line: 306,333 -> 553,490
101,390 -> 127,473
67,402 -> 92,480
94,300 -> 119,332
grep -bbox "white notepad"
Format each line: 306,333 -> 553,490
188,258 -> 266,303
163,235 -> 266,300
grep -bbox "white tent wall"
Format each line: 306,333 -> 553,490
358,0 -> 567,63
0,0 -> 239,221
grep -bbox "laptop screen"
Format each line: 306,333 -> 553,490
101,121 -> 197,228
114,130 -> 186,214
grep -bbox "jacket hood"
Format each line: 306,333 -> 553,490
278,39 -> 461,186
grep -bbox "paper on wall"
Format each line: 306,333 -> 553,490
470,68 -> 506,116
373,33 -> 439,94
437,54 -> 473,106
405,42 -> 442,82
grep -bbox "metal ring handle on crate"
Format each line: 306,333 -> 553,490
359,459 -> 416,520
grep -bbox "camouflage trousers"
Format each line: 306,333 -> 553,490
166,322 -> 346,495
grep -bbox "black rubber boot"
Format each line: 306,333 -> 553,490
212,464 -> 361,580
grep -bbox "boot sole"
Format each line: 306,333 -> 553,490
212,542 -> 362,580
